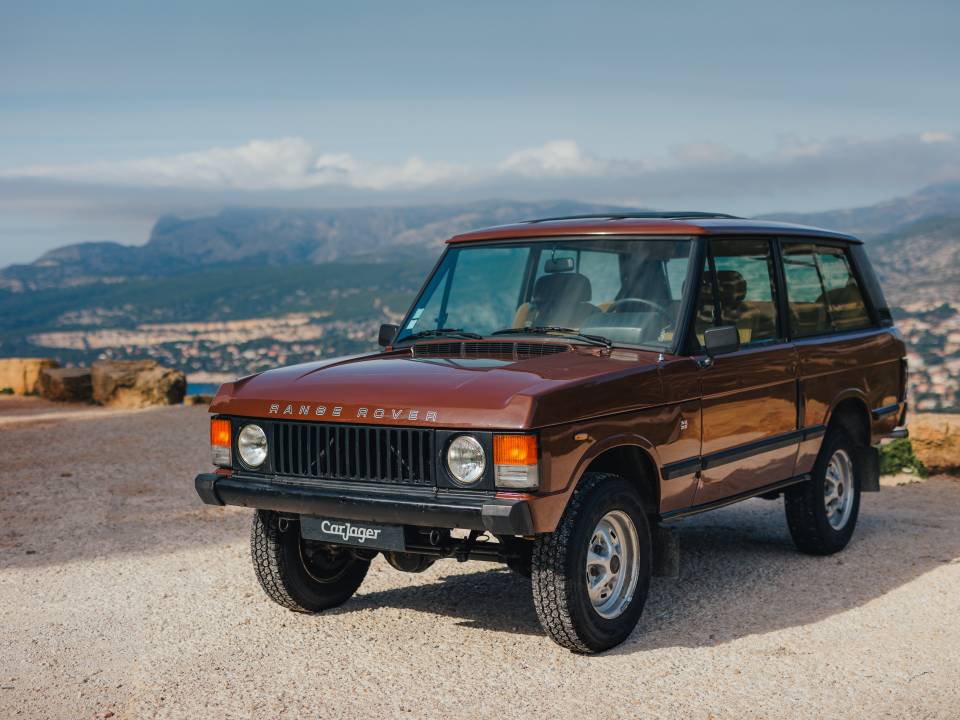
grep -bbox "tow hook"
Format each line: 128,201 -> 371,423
277,516 -> 293,532
456,530 -> 482,562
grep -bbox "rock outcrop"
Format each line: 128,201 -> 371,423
0,358 -> 60,394
911,413 -> 960,474
91,360 -> 187,408
39,367 -> 93,403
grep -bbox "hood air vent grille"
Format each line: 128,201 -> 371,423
412,341 -> 572,360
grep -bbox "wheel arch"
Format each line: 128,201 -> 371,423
577,442 -> 661,516
825,394 -> 871,446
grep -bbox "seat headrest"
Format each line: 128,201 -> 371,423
534,272 -> 592,304
716,270 -> 747,307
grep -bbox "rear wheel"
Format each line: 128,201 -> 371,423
785,427 -> 861,555
531,473 -> 652,653
250,510 -> 371,612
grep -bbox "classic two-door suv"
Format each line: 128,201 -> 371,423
195,212 -> 908,653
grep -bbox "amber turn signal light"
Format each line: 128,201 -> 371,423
210,418 -> 232,468
494,434 -> 537,465
493,434 -> 539,490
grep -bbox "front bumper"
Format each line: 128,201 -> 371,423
195,473 -> 534,536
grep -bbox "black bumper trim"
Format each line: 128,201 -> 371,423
195,473 -> 222,505
194,474 -> 534,535
871,402 -> 900,419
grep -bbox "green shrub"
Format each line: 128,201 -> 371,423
879,439 -> 928,477
0,387 -> 13,395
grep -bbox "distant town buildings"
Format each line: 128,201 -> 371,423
21,302 -> 960,412
897,302 -> 959,412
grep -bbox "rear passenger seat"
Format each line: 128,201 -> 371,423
716,271 -> 777,344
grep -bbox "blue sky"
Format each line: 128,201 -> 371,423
2,0 -> 959,264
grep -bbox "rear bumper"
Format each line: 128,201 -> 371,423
873,401 -> 909,442
194,473 -> 534,536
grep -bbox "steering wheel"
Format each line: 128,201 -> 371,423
607,297 -> 669,317
605,298 -> 674,338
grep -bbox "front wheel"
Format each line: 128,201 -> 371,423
250,510 -> 371,612
531,473 -> 652,653
785,427 -> 861,555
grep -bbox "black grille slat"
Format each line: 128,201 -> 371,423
405,431 -> 413,482
322,425 -> 331,477
270,421 -> 433,485
285,424 -> 293,475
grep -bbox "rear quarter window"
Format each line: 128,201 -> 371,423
782,243 -> 873,337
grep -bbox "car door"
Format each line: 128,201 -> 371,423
693,237 -> 800,506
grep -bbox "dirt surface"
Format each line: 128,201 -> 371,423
1,403 -> 958,719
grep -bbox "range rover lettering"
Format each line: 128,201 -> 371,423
196,212 -> 908,653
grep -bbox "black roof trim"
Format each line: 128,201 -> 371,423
526,211 -> 742,223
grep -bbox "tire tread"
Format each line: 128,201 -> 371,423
250,510 -> 311,611
531,473 -> 621,653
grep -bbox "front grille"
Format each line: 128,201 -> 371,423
413,341 -> 571,360
272,421 -> 435,485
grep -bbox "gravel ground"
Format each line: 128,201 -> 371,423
1,402 -> 958,719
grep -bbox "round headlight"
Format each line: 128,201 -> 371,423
238,424 -> 268,468
446,435 -> 485,486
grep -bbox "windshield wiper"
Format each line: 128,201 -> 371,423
399,327 -> 483,342
491,326 -> 612,347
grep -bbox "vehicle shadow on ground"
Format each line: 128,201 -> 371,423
334,483 -> 960,652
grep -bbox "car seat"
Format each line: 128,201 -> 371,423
513,272 -> 598,329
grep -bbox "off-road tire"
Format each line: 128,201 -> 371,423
785,426 -> 861,555
531,473 -> 652,653
250,510 -> 370,612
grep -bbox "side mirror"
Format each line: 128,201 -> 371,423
378,323 -> 399,348
703,325 -> 740,356
377,323 -> 400,347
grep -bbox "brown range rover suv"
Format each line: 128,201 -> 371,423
195,212 -> 908,653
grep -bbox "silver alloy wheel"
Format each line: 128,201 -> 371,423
585,510 -> 641,619
824,448 -> 855,530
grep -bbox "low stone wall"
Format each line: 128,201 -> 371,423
0,358 -> 59,395
911,413 -> 960,474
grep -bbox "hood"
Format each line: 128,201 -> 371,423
211,344 -> 672,429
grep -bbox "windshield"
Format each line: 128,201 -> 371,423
396,237 -> 696,349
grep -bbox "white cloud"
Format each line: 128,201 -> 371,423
1,132 -> 959,210
0,138 -> 467,191
920,131 -> 955,144
500,140 -> 611,177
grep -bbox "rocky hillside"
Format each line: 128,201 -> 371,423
757,181 -> 960,238
0,200 -> 623,292
868,216 -> 960,306
760,181 -> 960,307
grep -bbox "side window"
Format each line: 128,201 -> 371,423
694,257 -> 715,346
815,246 -> 872,331
782,243 -> 872,336
709,239 -> 780,345
782,244 -> 831,337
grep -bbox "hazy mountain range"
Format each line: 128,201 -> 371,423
2,184 -> 957,410
0,200 -> 622,293
2,183 -> 959,306
0,184 -> 958,343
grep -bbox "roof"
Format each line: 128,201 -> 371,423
447,214 -> 860,244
